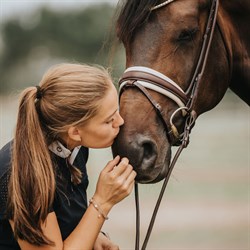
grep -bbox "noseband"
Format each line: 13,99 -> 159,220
118,0 -> 219,249
119,67 -> 189,145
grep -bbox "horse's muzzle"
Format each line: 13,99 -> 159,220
112,133 -> 170,183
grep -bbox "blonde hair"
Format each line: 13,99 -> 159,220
8,63 -> 112,245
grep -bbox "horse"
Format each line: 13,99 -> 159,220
112,0 -> 250,185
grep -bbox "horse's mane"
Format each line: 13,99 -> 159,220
116,0 -> 159,44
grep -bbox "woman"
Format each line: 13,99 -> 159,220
0,63 -> 136,250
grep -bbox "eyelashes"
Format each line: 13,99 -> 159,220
177,27 -> 199,42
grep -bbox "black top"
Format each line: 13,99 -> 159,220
0,141 -> 89,249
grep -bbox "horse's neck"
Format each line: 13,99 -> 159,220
218,0 -> 250,105
220,1 -> 250,49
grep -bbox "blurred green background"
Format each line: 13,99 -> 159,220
0,1 -> 249,249
0,0 -> 125,94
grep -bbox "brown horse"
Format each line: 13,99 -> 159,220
112,0 -> 250,184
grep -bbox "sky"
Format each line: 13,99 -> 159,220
0,0 -> 118,21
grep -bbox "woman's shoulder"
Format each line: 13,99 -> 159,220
0,141 -> 13,219
0,141 -> 13,178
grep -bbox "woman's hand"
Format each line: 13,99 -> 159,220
93,232 -> 119,250
94,156 -> 136,210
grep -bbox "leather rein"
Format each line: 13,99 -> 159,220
118,0 -> 219,249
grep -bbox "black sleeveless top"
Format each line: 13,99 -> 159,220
0,141 -> 89,249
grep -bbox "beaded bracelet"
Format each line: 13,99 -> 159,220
89,197 -> 109,220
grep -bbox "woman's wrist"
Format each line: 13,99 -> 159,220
90,195 -> 113,218
89,197 -> 109,220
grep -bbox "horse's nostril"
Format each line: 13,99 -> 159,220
142,142 -> 155,159
140,140 -> 157,169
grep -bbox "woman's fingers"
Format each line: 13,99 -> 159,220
110,159 -> 137,186
117,169 -> 137,197
123,168 -> 137,188
120,164 -> 134,179
102,155 -> 120,172
102,156 -> 130,174
95,157 -> 137,206
116,165 -> 137,192
111,157 -> 129,175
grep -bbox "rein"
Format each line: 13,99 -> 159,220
118,0 -> 219,249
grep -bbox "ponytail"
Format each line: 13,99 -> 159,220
8,87 -> 55,245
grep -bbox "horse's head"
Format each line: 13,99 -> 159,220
112,0 -> 231,183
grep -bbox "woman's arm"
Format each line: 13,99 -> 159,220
10,206 -> 112,250
9,212 -> 63,250
10,156 -> 136,250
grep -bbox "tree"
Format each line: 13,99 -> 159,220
0,4 -> 124,93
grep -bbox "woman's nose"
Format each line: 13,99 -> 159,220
114,112 -> 124,127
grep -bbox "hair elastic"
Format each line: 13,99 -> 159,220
36,86 -> 43,99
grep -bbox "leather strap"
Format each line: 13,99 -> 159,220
121,71 -> 188,104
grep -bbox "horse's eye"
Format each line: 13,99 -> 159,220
177,28 -> 198,42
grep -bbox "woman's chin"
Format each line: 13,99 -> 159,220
93,141 -> 114,149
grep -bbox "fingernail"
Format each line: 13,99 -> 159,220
121,158 -> 128,163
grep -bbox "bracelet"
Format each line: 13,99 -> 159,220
89,197 -> 109,220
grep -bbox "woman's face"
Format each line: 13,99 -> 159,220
78,84 -> 124,148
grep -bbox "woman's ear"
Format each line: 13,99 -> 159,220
67,126 -> 81,142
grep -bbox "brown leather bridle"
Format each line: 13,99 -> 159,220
118,0 -> 220,249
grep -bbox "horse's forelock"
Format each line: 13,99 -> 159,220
116,0 -> 159,44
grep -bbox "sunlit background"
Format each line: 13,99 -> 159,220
0,1 -> 249,249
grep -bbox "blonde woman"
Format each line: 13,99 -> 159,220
0,63 -> 136,250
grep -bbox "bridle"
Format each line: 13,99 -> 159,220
118,0 -> 220,249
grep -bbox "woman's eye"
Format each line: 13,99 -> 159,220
106,118 -> 114,124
